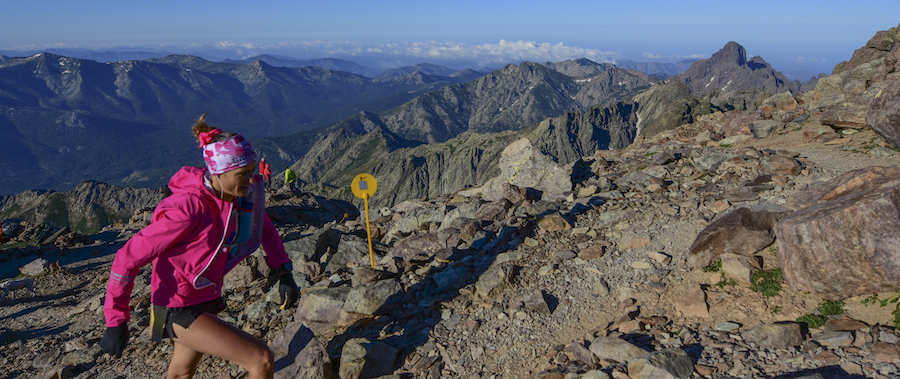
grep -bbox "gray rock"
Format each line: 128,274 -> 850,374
20,258 -> 51,276
433,266 -> 469,292
343,279 -> 402,315
294,287 -> 363,329
628,348 -> 693,379
749,120 -> 786,139
323,233 -> 371,273
271,323 -> 332,379
588,336 -> 648,364
524,289 -> 552,314
389,233 -> 445,263
338,338 -> 398,379
812,330 -> 855,348
741,322 -> 803,349
480,138 -> 574,200
555,250 -> 577,260
475,263 -> 516,299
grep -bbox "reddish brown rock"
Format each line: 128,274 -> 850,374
389,233 -> 444,262
688,207 -> 787,268
537,212 -> 571,231
762,155 -> 801,176
866,79 -> 900,149
578,245 -> 605,260
721,111 -> 764,137
675,286 -> 709,318
775,166 -> 900,299
496,183 -> 527,205
873,342 -> 900,363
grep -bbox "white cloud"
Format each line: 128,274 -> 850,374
786,55 -> 827,64
643,52 -> 707,61
214,40 -> 622,68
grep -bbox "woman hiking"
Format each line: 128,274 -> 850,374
100,114 -> 299,379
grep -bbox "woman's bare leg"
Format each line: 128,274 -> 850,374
168,313 -> 274,379
167,343 -> 203,379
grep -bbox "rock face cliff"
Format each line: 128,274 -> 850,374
673,41 -> 816,96
289,100 -> 639,210
254,59 -> 652,173
0,180 -> 166,234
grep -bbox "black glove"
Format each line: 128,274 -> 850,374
277,266 -> 299,309
100,325 -> 128,358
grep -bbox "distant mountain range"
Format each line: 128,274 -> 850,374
0,40 -> 827,231
0,53 -> 487,194
0,41 -> 809,198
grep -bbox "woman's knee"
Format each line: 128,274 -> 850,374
245,345 -> 274,373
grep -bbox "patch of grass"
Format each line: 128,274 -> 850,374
797,299 -> 847,329
797,313 -> 827,329
818,299 -> 846,316
770,305 -> 782,315
715,277 -> 738,288
702,258 -> 722,273
719,144 -> 732,148
702,258 -> 737,288
750,268 -> 783,297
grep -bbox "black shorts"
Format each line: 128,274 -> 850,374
154,298 -> 226,340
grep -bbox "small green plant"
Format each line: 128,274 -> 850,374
797,313 -> 827,329
769,246 -> 777,257
818,299 -> 846,316
750,268 -> 783,297
719,144 -> 732,148
797,299 -> 847,329
715,277 -> 738,288
702,259 -> 722,273
702,258 -> 737,288
770,305 -> 782,315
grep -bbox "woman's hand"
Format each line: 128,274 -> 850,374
100,324 -> 129,358
277,265 -> 299,309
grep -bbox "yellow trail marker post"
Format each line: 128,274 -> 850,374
351,174 -> 378,268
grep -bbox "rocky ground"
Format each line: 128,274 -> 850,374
2,109 -> 900,379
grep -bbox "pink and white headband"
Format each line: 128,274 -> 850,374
200,129 -> 257,175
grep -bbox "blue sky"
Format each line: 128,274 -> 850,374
3,0 -> 899,78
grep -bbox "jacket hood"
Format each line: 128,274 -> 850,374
168,166 -> 214,198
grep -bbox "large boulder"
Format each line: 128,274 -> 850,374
294,287 -> 366,332
478,138 -> 573,200
687,207 -> 787,268
775,166 -> 900,299
271,323 -> 332,379
866,79 -> 900,148
338,338 -> 398,379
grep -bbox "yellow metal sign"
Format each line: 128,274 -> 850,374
351,173 -> 378,199
351,173 -> 378,267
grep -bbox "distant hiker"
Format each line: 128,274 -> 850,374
284,167 -> 297,196
99,114 -> 298,379
259,158 -> 272,188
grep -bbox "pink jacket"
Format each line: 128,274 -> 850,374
104,166 -> 290,327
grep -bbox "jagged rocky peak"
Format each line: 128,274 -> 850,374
673,41 -> 803,96
713,41 -> 748,66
